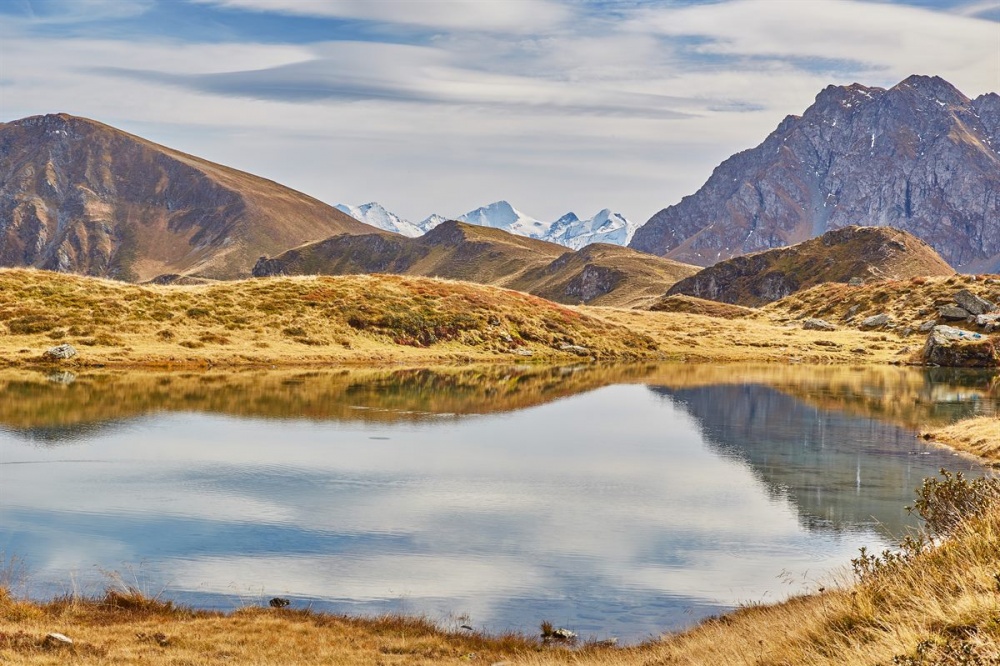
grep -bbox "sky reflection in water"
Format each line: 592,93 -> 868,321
0,366 -> 989,642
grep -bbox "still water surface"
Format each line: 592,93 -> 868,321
0,365 -> 995,642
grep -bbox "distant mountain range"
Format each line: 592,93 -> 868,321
630,75 -> 1000,273
253,220 -> 696,308
335,200 -> 639,250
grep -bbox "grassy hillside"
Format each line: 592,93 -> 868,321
254,221 -> 697,308
668,226 -> 955,307
0,114 -> 372,281
0,268 -> 941,368
0,268 -> 659,366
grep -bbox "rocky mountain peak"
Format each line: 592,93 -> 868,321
629,75 -> 1000,272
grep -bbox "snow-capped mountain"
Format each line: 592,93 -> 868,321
335,202 -> 424,238
547,209 -> 638,249
336,200 -> 637,250
456,201 -> 554,239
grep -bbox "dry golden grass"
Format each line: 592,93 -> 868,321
922,416 -> 1000,463
0,268 -> 927,368
0,268 -> 659,367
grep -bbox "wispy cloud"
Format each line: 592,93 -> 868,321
189,0 -> 573,32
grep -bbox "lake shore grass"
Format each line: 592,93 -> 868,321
0,268 -> 917,369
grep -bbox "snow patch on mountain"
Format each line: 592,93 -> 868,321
456,201 -> 554,239
336,200 -> 637,250
335,202 -> 424,237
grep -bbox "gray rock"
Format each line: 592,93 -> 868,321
514,348 -> 534,357
559,344 -> 590,356
859,314 -> 891,329
268,597 -> 290,608
923,325 -> 997,367
848,277 -> 865,286
802,318 -> 836,331
918,320 -> 938,332
954,289 -> 996,315
551,628 -> 577,640
975,313 -> 1000,328
43,633 -> 73,648
44,343 -> 77,360
938,305 -> 971,321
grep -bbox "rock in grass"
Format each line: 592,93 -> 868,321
859,313 -> 891,329
923,325 -> 998,367
44,343 -> 77,360
954,289 -> 996,316
938,305 -> 971,321
43,633 -> 73,648
559,344 -> 590,356
802,318 -> 836,331
918,320 -> 937,332
268,597 -> 290,608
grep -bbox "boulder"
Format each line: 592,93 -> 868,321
802,318 -> 836,331
976,313 -> 1000,329
938,305 -> 971,321
559,344 -> 590,356
44,344 -> 77,360
954,289 -> 996,316
43,633 -> 73,649
918,320 -> 937,332
859,313 -> 891,329
923,325 -> 998,367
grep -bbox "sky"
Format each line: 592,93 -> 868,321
0,0 -> 998,225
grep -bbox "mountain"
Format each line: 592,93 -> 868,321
456,200 -> 553,239
0,113 -> 372,281
253,220 -> 697,307
666,225 -> 955,307
547,209 -> 639,249
630,75 -> 1000,271
336,200 -> 639,250
335,202 -> 424,237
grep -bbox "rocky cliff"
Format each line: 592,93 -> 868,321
630,75 -> 1000,272
0,114 -> 371,280
666,226 -> 954,307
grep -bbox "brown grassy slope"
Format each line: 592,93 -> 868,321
646,294 -> 756,318
512,243 -> 698,308
668,226 -> 956,307
0,114 -> 372,281
254,221 -> 698,307
764,274 -> 1000,334
922,416 -> 1000,462
0,268 -> 658,367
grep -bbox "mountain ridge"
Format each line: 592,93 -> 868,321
253,219 -> 697,307
629,75 -> 1000,272
0,113 -> 372,281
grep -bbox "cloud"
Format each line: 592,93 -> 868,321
1,0 -> 154,24
188,0 -> 573,32
628,0 -> 1000,95
954,0 -> 1000,16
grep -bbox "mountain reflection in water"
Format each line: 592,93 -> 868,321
0,363 -> 995,642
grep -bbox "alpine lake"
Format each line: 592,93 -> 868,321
0,363 -> 996,644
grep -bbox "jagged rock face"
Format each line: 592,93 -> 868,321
630,75 -> 1000,271
666,225 -> 954,307
0,114 -> 370,280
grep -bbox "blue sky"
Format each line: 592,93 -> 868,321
0,0 -> 997,224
